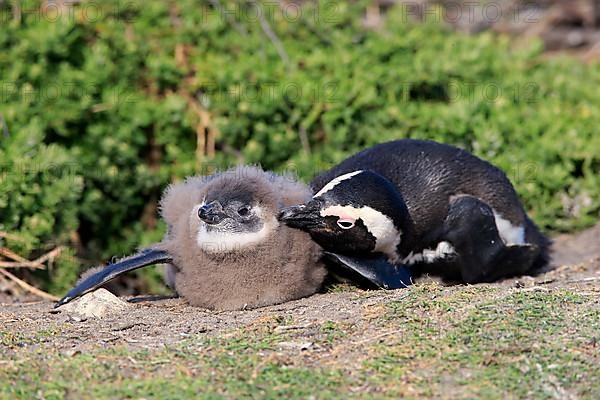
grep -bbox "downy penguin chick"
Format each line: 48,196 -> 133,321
57,166 -> 326,310
158,166 -> 326,309
279,139 -> 550,286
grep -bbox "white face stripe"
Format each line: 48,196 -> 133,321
321,204 -> 401,262
493,211 -> 525,245
197,224 -> 273,253
313,170 -> 363,198
194,205 -> 277,253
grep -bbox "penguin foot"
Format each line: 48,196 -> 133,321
442,195 -> 541,283
489,243 -> 539,280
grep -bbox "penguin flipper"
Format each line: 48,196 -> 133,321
324,252 -> 412,289
55,248 -> 172,308
443,195 -> 541,283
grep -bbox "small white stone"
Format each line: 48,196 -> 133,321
57,288 -> 128,319
277,341 -> 314,351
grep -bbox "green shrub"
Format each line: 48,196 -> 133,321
0,128 -> 83,292
0,0 -> 598,292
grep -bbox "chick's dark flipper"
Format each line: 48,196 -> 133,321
55,248 -> 172,308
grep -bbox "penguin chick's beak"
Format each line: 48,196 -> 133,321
278,203 -> 324,230
199,200 -> 227,225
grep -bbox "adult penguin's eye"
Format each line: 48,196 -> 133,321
238,206 -> 250,216
337,219 -> 355,229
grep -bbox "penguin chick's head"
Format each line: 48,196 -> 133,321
279,170 -> 409,262
197,189 -> 273,253
161,165 -> 310,256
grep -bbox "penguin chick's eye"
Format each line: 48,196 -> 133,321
337,219 -> 355,229
237,206 -> 250,217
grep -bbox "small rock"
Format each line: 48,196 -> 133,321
514,276 -> 536,288
56,288 -> 129,319
274,323 -> 311,333
277,341 -> 313,351
62,349 -> 81,357
68,314 -> 87,323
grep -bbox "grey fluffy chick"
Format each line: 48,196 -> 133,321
56,166 -> 326,311
158,166 -> 326,309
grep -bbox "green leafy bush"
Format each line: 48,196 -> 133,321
1,0 -> 598,292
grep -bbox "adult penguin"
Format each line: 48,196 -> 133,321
279,139 -> 550,287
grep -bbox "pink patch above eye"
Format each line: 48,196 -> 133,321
321,206 -> 358,222
331,210 -> 356,222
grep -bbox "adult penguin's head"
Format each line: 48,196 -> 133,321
279,170 -> 410,263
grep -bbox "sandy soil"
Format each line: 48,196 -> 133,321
1,223 -> 598,355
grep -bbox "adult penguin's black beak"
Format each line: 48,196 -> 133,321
278,201 -> 325,230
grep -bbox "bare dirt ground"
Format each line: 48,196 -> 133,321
1,224 -> 598,398
1,223 -> 598,352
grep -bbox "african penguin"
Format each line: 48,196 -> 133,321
279,139 -> 550,286
56,166 -> 326,310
